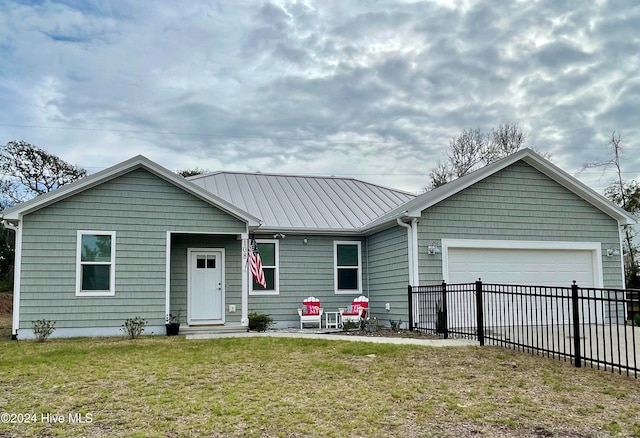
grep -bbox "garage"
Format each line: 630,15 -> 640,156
441,239 -> 604,327
445,245 -> 600,287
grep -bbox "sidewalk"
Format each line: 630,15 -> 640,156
186,328 -> 478,347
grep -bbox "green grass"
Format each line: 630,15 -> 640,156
0,336 -> 639,437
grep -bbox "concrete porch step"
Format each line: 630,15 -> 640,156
180,325 -> 247,335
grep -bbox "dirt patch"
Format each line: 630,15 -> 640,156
0,293 -> 12,314
0,293 -> 12,339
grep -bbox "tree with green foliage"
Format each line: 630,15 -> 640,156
177,168 -> 209,178
0,199 -> 14,292
0,140 -> 87,203
0,141 -> 88,291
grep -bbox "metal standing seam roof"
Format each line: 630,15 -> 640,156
188,171 -> 416,231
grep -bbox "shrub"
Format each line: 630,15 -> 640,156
634,313 -> 640,327
31,319 -> 55,342
121,317 -> 147,339
389,319 -> 403,331
342,320 -> 358,331
248,312 -> 274,332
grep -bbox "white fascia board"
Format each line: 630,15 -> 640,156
254,226 -> 367,236
2,155 -> 261,227
519,154 -> 637,226
358,210 -> 416,234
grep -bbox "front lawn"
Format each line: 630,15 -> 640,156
0,336 -> 639,437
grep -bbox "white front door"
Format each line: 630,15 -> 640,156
188,249 -> 224,325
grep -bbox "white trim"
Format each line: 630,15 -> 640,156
396,219 -> 413,284
75,230 -> 116,297
167,230 -> 245,235
333,240 -> 363,294
165,231 -> 171,319
187,247 -> 225,325
10,221 -> 22,338
441,239 -> 604,288
249,239 -> 280,295
619,226 -> 627,290
411,218 -> 420,286
241,228 -> 249,326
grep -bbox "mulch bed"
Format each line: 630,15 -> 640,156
333,328 -> 441,339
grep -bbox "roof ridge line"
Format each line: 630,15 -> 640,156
190,170 -> 417,197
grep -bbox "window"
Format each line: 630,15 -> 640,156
76,231 -> 116,296
334,241 -> 362,294
250,239 -> 279,295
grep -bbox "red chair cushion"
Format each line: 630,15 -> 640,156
342,304 -> 362,316
303,302 -> 321,315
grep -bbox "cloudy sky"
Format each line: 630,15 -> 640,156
0,0 -> 638,194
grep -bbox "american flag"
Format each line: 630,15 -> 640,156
249,238 -> 267,288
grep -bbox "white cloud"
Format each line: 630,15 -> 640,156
0,0 -> 638,194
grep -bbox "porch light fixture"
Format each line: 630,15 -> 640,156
427,244 -> 441,255
606,248 -> 620,257
302,238 -> 308,245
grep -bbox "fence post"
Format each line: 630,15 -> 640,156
476,279 -> 485,346
408,285 -> 413,331
439,281 -> 448,339
571,281 -> 582,368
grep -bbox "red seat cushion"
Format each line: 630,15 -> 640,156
342,303 -> 364,316
303,302 -> 321,316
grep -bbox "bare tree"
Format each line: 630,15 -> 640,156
427,123 -> 526,189
489,123 -> 526,161
428,161 -> 453,190
584,132 -> 639,287
0,141 -> 87,203
448,127 -> 487,178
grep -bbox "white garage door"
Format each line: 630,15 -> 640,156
447,247 -> 596,287
442,241 -> 603,328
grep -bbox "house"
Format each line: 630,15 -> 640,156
1,148 -> 636,339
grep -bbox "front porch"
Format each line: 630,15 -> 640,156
167,232 -> 250,329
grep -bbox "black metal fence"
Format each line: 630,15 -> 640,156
408,281 -> 640,378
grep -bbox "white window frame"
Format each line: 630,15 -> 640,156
334,240 -> 362,294
76,230 -> 116,297
249,239 -> 279,296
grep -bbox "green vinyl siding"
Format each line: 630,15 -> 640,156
248,235 -> 368,326
18,168 -> 246,331
367,225 -> 409,325
418,161 -> 624,287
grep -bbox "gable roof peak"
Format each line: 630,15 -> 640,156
361,147 -> 636,230
1,154 -> 261,226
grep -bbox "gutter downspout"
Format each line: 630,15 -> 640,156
410,218 -> 419,286
2,219 -> 20,340
397,218 -> 414,285
241,229 -> 249,327
619,224 -> 627,290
